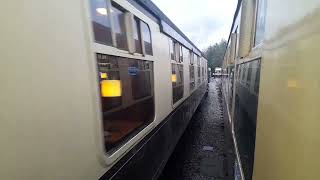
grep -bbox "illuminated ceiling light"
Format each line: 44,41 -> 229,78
96,8 -> 107,15
101,80 -> 122,97
171,74 -> 177,83
100,72 -> 108,79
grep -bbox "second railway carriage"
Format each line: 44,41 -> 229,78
223,0 -> 320,180
0,0 -> 208,179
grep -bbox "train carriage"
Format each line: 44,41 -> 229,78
223,0 -> 320,179
0,0 -> 208,179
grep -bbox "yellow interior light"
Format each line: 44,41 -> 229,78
287,80 -> 298,88
171,74 -> 177,82
101,80 -> 122,97
100,72 -> 108,79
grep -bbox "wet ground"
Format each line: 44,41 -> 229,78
159,78 -> 234,180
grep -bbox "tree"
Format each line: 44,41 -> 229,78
203,39 -> 227,70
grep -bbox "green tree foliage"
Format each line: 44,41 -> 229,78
203,39 -> 227,70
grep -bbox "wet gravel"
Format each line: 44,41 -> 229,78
159,78 -> 233,180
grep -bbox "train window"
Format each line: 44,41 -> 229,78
254,60 -> 261,93
241,64 -> 246,83
189,51 -> 195,91
254,0 -> 267,46
176,44 -> 180,62
204,64 -> 206,80
204,65 -> 206,79
190,65 -> 195,91
202,63 -> 205,81
172,64 -> 184,104
169,40 -> 184,63
179,45 -> 183,62
89,0 -> 112,45
197,56 -> 201,85
190,52 -> 194,64
96,54 -> 154,152
169,39 -> 175,60
197,55 -> 200,66
111,3 -> 128,50
133,17 -> 142,54
238,65 -> 241,81
189,51 -> 194,64
247,63 -> 252,86
141,21 -> 153,55
197,66 -> 201,85
206,64 -> 208,76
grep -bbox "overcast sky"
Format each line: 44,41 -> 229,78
151,0 -> 238,49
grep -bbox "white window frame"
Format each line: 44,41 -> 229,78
87,0 -> 156,166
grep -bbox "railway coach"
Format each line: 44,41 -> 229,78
222,0 -> 320,179
0,0 -> 208,179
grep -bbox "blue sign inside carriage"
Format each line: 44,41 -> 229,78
128,66 -> 139,76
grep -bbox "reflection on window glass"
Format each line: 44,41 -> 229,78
131,61 -> 152,99
133,18 -> 142,54
141,21 -> 153,55
172,64 -> 184,104
255,0 -> 267,46
111,3 -> 128,50
90,0 -> 112,45
96,54 -> 154,152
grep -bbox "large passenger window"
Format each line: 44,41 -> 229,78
90,0 -> 112,45
141,21 -> 153,55
172,64 -> 184,104
254,0 -> 267,46
96,54 -> 154,152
